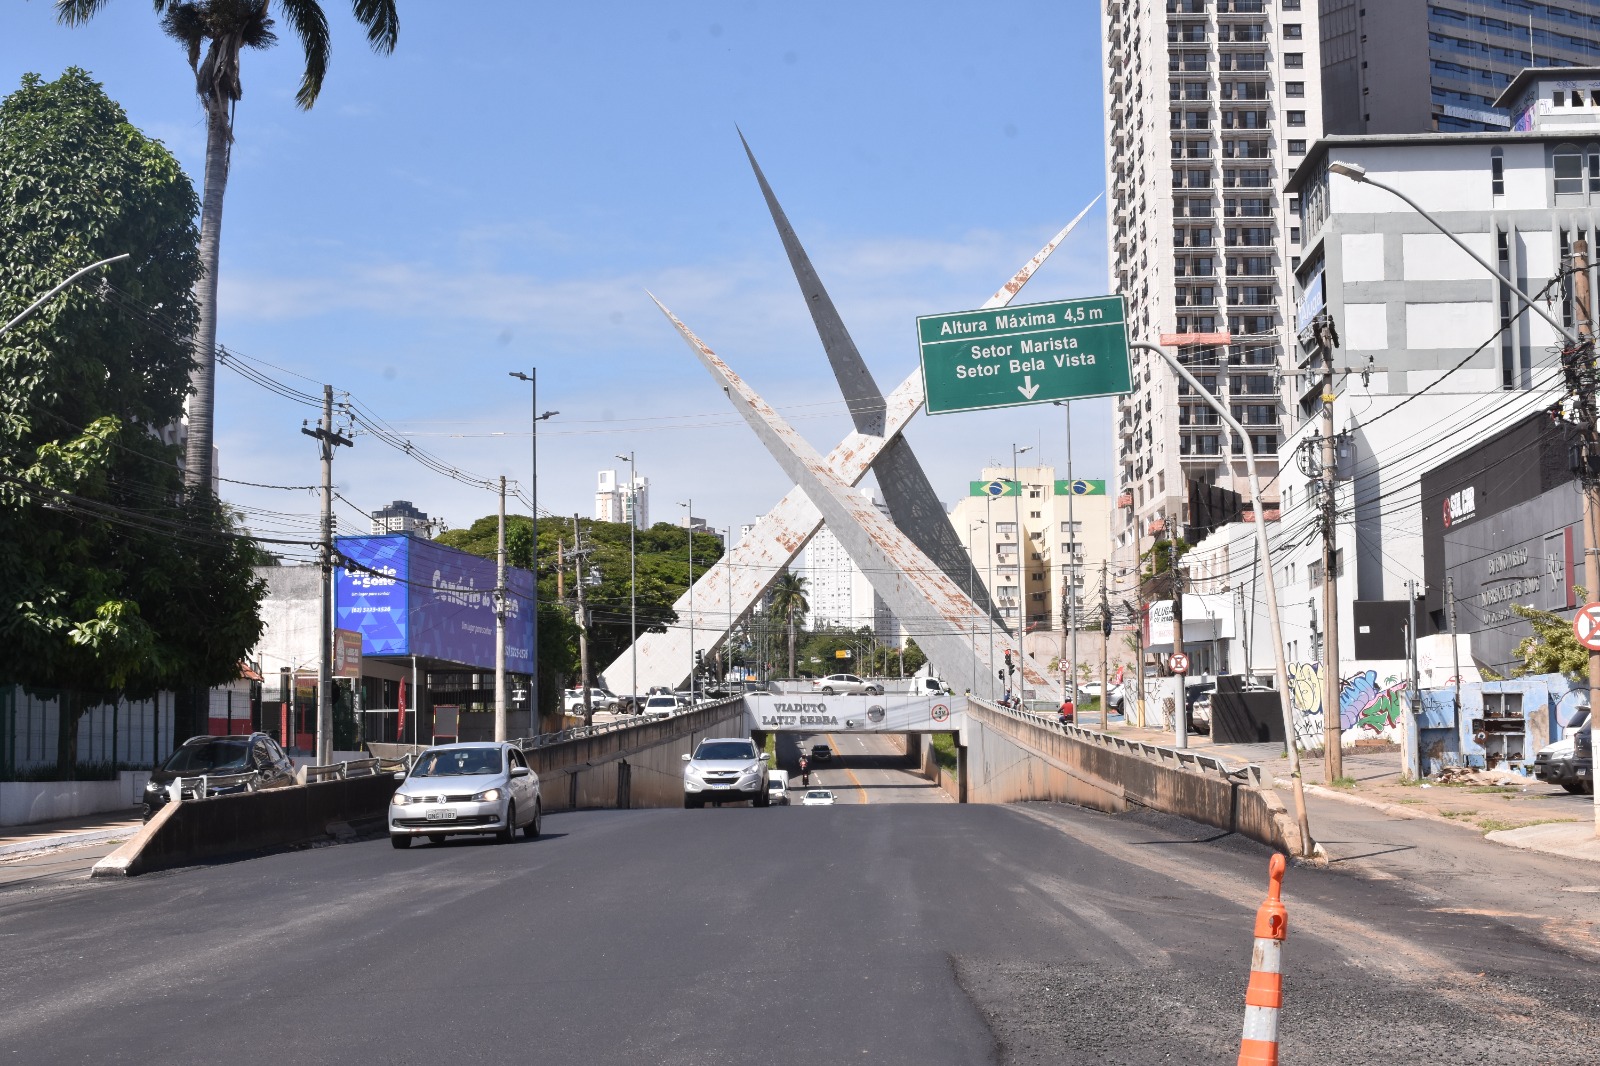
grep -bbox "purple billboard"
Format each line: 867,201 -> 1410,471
336,535 -> 534,672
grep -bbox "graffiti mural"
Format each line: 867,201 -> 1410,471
1287,662 -> 1409,751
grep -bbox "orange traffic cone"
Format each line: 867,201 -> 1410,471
1237,853 -> 1289,1066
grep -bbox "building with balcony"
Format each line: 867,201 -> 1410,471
1100,0 -> 1320,607
947,466 -> 1115,681
595,469 -> 649,529
802,489 -> 899,647
1320,0 -> 1600,136
370,500 -> 430,537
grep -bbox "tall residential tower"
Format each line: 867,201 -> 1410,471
1101,0 -> 1320,577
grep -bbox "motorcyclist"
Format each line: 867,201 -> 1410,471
1058,695 -> 1075,726
798,754 -> 810,787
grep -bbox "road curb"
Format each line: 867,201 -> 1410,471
0,826 -> 138,860
1278,777 -> 1599,861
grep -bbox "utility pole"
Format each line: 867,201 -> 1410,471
572,515 -> 593,726
494,475 -> 507,742
1057,400 -> 1080,703
1099,560 -> 1110,729
1318,323 -> 1344,782
1447,576 -> 1462,719
1012,444 -> 1032,638
302,385 -> 352,766
679,499 -> 695,698
1171,561 -> 1186,749
1405,578 -> 1421,779
1569,239 -> 1600,839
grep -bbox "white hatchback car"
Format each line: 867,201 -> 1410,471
389,742 -> 540,848
801,789 -> 836,806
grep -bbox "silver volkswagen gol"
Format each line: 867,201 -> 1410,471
389,742 -> 541,848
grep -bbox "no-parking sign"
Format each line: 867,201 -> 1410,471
1170,652 -> 1190,674
1573,602 -> 1600,651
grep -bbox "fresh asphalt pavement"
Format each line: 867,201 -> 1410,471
4,794 -> 1599,1064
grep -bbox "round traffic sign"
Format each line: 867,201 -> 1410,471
1170,652 -> 1190,674
1574,602 -> 1600,651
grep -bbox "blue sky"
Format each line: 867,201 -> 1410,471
7,0 -> 1111,552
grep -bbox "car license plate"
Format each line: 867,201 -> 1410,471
714,784 -> 733,789
426,808 -> 457,821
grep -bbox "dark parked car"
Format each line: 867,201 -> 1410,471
142,733 -> 296,820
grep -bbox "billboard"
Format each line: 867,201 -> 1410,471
336,535 -> 534,673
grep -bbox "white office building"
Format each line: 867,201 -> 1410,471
595,469 -> 649,529
1267,65 -> 1591,670
802,489 -> 899,647
370,500 -> 430,537
1100,0 -> 1322,600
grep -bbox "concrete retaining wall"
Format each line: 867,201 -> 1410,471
525,699 -> 753,811
92,774 -> 397,877
963,700 -> 1302,854
0,771 -> 150,826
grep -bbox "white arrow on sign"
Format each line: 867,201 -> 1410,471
1017,375 -> 1040,400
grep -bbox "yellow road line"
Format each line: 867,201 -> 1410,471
827,735 -> 869,805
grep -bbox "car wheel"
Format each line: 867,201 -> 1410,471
821,687 -> 835,695
498,802 -> 517,844
755,787 -> 770,808
390,834 -> 411,849
525,800 -> 541,840
1562,781 -> 1585,794
429,834 -> 446,844
683,794 -> 701,809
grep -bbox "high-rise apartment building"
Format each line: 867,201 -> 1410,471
802,489 -> 899,647
371,500 -> 430,536
1321,0 -> 1600,136
1101,0 -> 1320,579
595,469 -> 649,528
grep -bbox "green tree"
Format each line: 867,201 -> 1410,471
57,0 -> 400,491
0,69 -> 266,770
899,638 -> 928,676
770,572 -> 809,679
1510,600 -> 1587,680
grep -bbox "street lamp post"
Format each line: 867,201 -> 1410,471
508,369 -> 557,732
1132,340 -> 1312,856
1327,159 -> 1596,836
1054,400 -> 1079,710
615,451 -> 639,703
679,499 -> 695,699
1,253 -> 128,338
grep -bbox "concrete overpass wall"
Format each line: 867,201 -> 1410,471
524,698 -> 752,812
961,699 -> 1303,854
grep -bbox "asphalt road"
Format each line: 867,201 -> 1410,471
4,794 -> 1599,1065
776,731 -> 951,805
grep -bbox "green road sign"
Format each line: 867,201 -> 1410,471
1054,479 -> 1105,496
917,295 -> 1132,415
970,479 -> 1020,497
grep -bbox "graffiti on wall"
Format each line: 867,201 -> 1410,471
1287,662 -> 1409,751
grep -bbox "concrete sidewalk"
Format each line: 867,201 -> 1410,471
1098,719 -> 1600,863
0,808 -> 145,860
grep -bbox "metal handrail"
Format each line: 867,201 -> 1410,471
979,696 -> 1264,786
167,770 -> 259,803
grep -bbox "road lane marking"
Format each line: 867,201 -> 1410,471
825,736 -> 869,804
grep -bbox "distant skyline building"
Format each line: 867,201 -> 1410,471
595,469 -> 650,529
1100,0 -> 1320,601
802,489 -> 899,647
1320,0 -> 1600,136
371,499 -> 430,537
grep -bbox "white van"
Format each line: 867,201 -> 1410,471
912,676 -> 951,696
766,770 -> 790,805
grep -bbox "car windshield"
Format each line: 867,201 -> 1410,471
162,739 -> 251,773
646,697 -> 675,706
696,741 -> 756,760
806,791 -> 831,799
411,747 -> 503,777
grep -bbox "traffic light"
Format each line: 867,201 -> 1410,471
1004,649 -> 1015,677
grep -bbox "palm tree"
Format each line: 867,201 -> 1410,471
769,572 -> 809,679
56,0 -> 400,493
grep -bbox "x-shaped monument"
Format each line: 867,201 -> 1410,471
599,141 -> 1095,699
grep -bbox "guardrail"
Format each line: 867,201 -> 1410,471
513,695 -> 744,753
166,770 -> 260,803
985,698 -> 1265,787
296,757 -> 383,785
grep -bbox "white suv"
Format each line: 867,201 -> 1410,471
810,673 -> 882,696
682,737 -> 770,808
563,687 -> 616,713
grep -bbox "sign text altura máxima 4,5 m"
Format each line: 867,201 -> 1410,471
916,295 -> 1132,415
